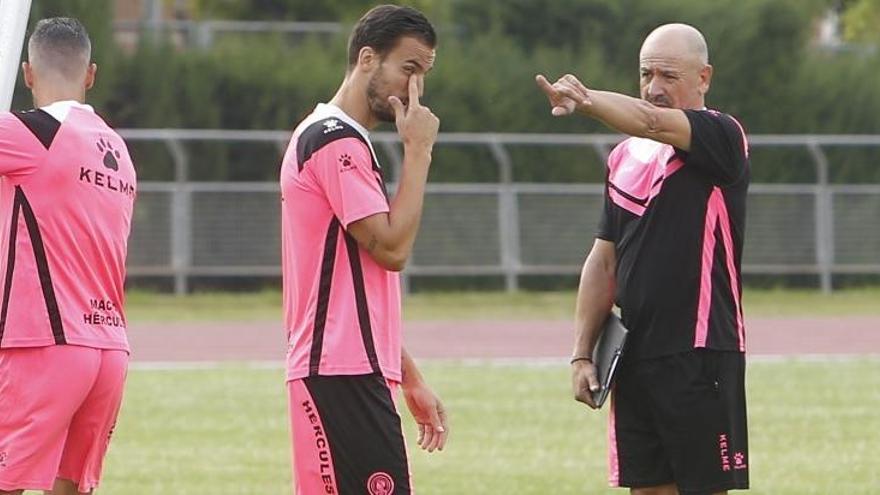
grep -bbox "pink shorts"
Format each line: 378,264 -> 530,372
288,374 -> 411,495
0,345 -> 128,492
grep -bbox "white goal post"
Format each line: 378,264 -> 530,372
0,0 -> 32,111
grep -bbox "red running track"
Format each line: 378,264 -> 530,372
127,317 -> 880,362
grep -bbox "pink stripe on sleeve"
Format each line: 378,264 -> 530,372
728,116 -> 750,159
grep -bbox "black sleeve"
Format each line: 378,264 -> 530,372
596,181 -> 616,242
682,109 -> 748,186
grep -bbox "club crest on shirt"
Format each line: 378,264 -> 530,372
323,119 -> 344,134
367,472 -> 394,495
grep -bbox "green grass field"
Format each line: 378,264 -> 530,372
89,359 -> 880,495
59,290 -> 877,493
124,286 -> 880,322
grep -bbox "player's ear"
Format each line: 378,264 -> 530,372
357,46 -> 379,72
21,61 -> 35,89
698,64 -> 713,96
84,62 -> 97,91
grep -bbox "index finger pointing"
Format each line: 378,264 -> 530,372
535,74 -> 558,97
408,74 -> 422,107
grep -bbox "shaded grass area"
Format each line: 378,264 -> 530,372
90,359 -> 880,494
124,287 -> 880,322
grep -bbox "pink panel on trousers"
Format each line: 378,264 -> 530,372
287,380 -> 340,495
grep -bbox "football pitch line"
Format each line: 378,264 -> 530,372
128,353 -> 880,371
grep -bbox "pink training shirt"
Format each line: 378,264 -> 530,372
0,101 -> 136,351
281,103 -> 402,382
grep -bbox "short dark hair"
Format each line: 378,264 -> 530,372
28,17 -> 91,78
347,5 -> 436,67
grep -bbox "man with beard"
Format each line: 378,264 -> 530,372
537,24 -> 750,495
279,5 -> 447,494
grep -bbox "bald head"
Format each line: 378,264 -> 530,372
641,23 -> 708,67
638,23 -> 712,110
28,17 -> 91,81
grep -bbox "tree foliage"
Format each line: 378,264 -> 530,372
11,0 -> 880,181
841,0 -> 880,42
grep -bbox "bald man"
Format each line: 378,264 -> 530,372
0,18 -> 136,495
538,24 -> 750,495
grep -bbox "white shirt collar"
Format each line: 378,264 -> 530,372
315,103 -> 370,139
41,100 -> 95,122
311,103 -> 382,167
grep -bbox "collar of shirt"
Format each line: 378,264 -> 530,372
316,103 -> 370,139
313,102 -> 382,169
41,100 -> 95,123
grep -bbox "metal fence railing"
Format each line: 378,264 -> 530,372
113,19 -> 343,48
118,130 -> 880,294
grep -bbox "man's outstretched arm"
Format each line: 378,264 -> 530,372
536,73 -> 692,151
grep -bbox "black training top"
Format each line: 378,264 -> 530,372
598,109 -> 750,360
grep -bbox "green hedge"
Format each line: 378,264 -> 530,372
12,0 -> 880,182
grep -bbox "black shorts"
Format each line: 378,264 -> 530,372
288,373 -> 410,495
610,349 -> 749,494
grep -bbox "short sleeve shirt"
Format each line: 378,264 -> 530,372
280,103 -> 401,382
0,101 -> 136,351
598,109 -> 750,360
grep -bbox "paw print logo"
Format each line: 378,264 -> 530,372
338,153 -> 355,171
0,451 -> 7,468
96,137 -> 121,171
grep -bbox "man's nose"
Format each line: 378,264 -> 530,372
646,77 -> 663,97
